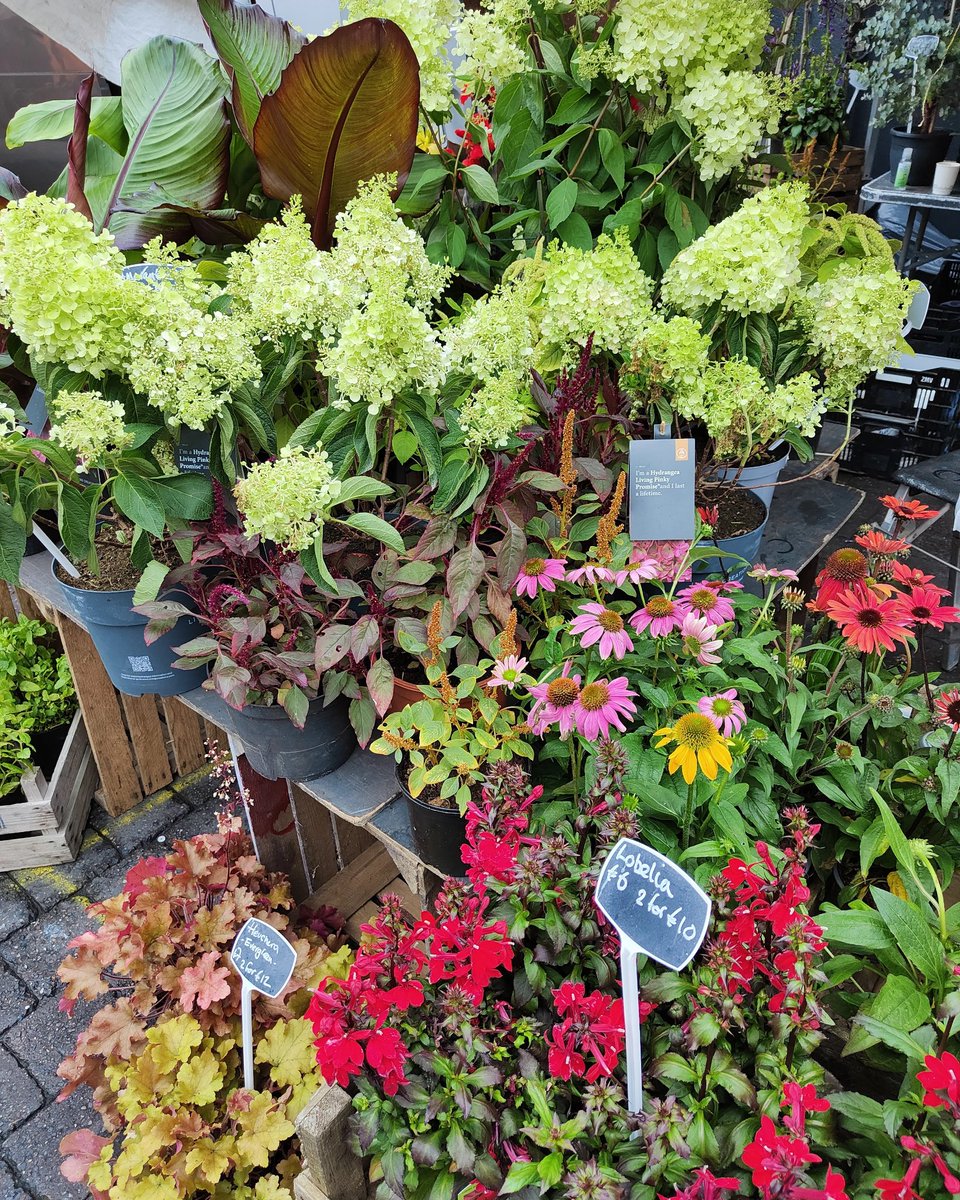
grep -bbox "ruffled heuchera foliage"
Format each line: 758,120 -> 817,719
63,1010 -> 326,1200
56,811 -> 349,1112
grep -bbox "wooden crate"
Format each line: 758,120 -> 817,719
0,709 -> 98,869
296,1085 -> 367,1200
11,556 -> 222,816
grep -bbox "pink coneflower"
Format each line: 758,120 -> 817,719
679,612 -> 723,665
566,563 -> 616,585
676,583 -> 736,625
613,556 -> 660,585
933,688 -> 960,733
515,556 -> 566,599
527,663 -> 581,736
572,677 -> 637,740
569,603 -> 634,661
892,561 -> 935,586
485,655 -> 529,691
895,585 -> 960,630
630,594 -> 684,637
748,564 -> 800,583
697,689 -> 746,737
825,587 -> 913,654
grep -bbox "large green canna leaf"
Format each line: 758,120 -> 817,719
198,0 -> 305,145
253,18 -> 419,248
6,94 -> 127,154
105,36 -> 231,246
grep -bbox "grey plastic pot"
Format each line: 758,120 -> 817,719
714,451 -> 789,512
56,566 -> 208,697
889,129 -> 953,187
219,696 -> 356,782
693,509 -> 769,584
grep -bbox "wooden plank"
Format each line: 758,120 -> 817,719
296,1085 -> 367,1200
51,613 -> 143,816
203,719 -> 227,756
161,697 -> 208,775
306,842 -> 396,918
16,588 -> 49,623
294,1170 -> 331,1200
290,786 -> 339,894
345,899 -> 382,943
121,695 -> 174,795
334,817 -> 376,868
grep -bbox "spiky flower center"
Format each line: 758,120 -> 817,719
825,548 -> 867,582
547,677 -> 580,707
945,699 -> 960,724
854,606 -> 883,628
523,557 -> 545,576
688,587 -> 718,613
597,609 -> 624,633
911,604 -> 932,619
674,713 -> 720,749
646,596 -> 675,617
579,682 -> 611,712
711,697 -> 733,717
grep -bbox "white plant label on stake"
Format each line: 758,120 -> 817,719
904,34 -> 941,133
229,917 -> 298,1090
594,838 -> 711,1114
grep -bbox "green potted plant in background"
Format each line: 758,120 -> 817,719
371,602 -> 533,875
0,615 -> 76,778
857,2 -> 960,185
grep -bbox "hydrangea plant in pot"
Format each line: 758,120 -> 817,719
0,388 -> 212,696
370,603 -> 533,875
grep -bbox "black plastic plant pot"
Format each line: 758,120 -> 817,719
398,767 -> 468,878
29,722 -> 72,778
56,566 -> 209,697
223,696 -> 356,782
889,129 -> 953,187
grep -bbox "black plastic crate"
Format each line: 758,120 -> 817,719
907,304 -> 960,358
926,259 -> 960,305
846,364 -> 960,479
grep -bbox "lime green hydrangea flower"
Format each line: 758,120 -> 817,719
797,263 -> 918,401
0,194 -> 131,377
661,181 -> 810,317
458,375 -> 532,449
628,314 -> 711,417
685,358 -> 824,462
443,279 -> 536,386
534,230 -> 655,365
48,389 -> 132,469
234,446 -> 342,551
0,400 -> 20,435
612,0 -> 770,95
676,67 -> 784,181
456,3 -> 528,88
339,0 -> 459,114
227,198 -> 332,343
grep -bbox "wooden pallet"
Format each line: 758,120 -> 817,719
0,709 -> 98,869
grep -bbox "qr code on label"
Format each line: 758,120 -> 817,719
127,656 -> 153,674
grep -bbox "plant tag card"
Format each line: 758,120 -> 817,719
230,918 -> 297,999
628,439 -> 695,542
905,34 -> 940,59
595,838 -> 711,970
595,838 -> 711,1114
174,427 -> 214,477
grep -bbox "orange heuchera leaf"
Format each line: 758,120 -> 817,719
59,1129 -> 112,1186
177,951 -> 233,1012
253,18 -> 420,248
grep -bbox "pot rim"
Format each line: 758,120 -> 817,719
395,762 -> 461,815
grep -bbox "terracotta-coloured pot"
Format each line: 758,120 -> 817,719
388,675 -> 426,716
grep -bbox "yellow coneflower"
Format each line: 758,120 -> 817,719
653,713 -> 732,785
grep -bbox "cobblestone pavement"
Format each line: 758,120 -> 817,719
0,768 -> 218,1200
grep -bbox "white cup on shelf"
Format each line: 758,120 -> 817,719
932,160 -> 960,195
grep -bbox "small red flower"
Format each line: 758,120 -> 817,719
697,504 -> 720,527
934,688 -> 960,733
891,560 -> 935,586
880,495 -> 940,521
741,1115 -> 820,1188
855,529 -> 910,556
917,1050 -> 960,1111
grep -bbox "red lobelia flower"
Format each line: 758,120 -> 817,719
880,495 -> 940,521
917,1050 -> 960,1112
825,587 -> 913,654
741,1115 -> 820,1188
895,584 -> 960,630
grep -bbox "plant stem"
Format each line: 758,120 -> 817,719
918,628 -> 934,708
566,91 -> 617,181
682,782 -> 696,851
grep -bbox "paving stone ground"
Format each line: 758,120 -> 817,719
0,768 -> 218,1200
